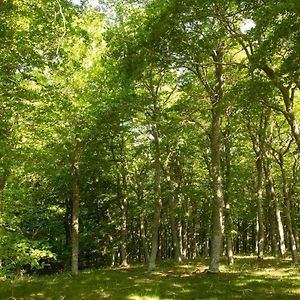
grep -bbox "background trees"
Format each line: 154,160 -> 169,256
1,0 -> 300,276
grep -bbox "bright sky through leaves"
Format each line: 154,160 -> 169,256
240,19 -> 256,33
70,0 -> 99,7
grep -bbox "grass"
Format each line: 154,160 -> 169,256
1,256 -> 300,299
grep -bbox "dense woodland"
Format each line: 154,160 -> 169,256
1,0 -> 300,277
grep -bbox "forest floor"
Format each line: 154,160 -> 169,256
1,256 -> 300,299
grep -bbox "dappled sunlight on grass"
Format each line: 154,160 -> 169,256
1,257 -> 300,299
127,296 -> 160,300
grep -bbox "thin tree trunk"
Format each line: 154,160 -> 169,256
120,167 -> 128,267
120,189 -> 128,266
148,113 -> 163,271
181,214 -> 188,259
71,132 -> 80,275
225,220 -> 234,265
190,203 -> 198,259
136,180 -> 149,263
165,153 -> 182,262
269,206 -> 277,257
279,155 -> 298,264
178,219 -> 183,257
248,114 -> 269,261
223,117 -> 234,265
264,159 -> 286,256
140,213 -> 149,263
256,156 -> 265,261
168,180 -> 181,262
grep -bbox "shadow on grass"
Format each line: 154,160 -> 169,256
1,257 -> 300,299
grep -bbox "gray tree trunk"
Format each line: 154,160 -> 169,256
279,155 -> 298,264
209,108 -> 225,272
140,213 -> 149,263
256,155 -> 265,261
148,110 -> 163,271
208,46 -> 225,273
264,159 -> 286,256
223,117 -> 234,265
248,114 -> 269,261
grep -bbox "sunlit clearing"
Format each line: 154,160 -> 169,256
240,19 -> 256,33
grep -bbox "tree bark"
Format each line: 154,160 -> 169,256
255,155 -> 265,261
194,44 -> 225,272
264,159 -> 286,256
148,109 -> 163,271
181,213 -> 188,259
135,178 -> 149,263
168,180 -> 181,262
248,114 -> 269,261
208,46 -> 225,273
140,212 -> 149,263
278,155 -> 298,264
209,108 -> 225,272
223,117 -> 234,265
71,132 -> 80,275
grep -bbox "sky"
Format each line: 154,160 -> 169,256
69,1 -> 256,34
240,19 -> 256,33
70,0 -> 99,8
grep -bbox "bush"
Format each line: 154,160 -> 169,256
0,231 -> 56,277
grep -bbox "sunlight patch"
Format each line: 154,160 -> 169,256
30,293 -> 44,297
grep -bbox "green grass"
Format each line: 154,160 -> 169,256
1,256 -> 300,299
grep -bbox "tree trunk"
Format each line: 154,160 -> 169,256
207,46 -> 225,273
223,117 -> 234,265
279,155 -> 298,264
166,162 -> 181,262
209,108 -> 225,272
169,184 -> 181,262
148,112 -> 163,271
120,165 -> 128,267
190,203 -> 198,259
120,187 -> 128,267
140,213 -> 149,263
269,206 -> 277,257
264,159 -> 286,256
181,206 -> 188,260
135,181 -> 149,263
71,132 -> 80,275
256,156 -> 265,261
225,220 -> 234,265
196,44 -> 225,272
248,114 -> 269,261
